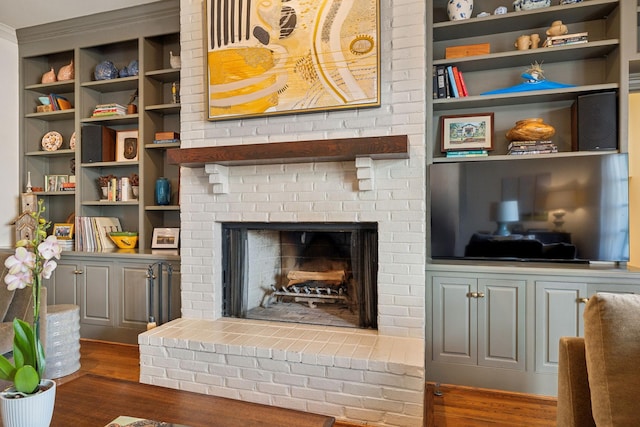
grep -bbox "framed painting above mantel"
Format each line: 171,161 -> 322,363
205,0 -> 380,121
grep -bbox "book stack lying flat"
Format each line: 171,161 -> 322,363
446,150 -> 489,158
153,131 -> 180,144
508,140 -> 558,155
92,103 -> 127,117
543,32 -> 588,47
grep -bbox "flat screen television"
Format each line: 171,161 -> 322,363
430,153 -> 629,263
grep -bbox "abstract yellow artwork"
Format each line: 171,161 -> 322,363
205,0 -> 380,121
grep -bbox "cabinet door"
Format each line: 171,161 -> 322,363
535,281 -> 587,373
120,264 -> 150,328
478,278 -> 526,371
45,261 -> 79,305
80,262 -> 112,327
432,276 -> 477,365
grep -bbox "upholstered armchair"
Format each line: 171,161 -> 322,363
556,293 -> 640,426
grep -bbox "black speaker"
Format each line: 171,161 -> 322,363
572,91 -> 618,151
81,125 -> 116,163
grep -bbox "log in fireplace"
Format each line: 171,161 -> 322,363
221,222 -> 378,329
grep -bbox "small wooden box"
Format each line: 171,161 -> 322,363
36,104 -> 54,113
154,131 -> 180,141
445,43 -> 490,59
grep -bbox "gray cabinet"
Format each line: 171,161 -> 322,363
535,279 -> 640,373
427,264 -> 640,396
49,253 -> 180,344
431,274 -> 526,371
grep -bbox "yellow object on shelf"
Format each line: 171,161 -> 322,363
108,232 -> 138,249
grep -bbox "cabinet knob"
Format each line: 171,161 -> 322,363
467,292 -> 478,298
477,292 -> 485,298
73,270 -> 83,275
577,297 -> 590,304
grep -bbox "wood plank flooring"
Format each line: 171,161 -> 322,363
71,340 -> 558,426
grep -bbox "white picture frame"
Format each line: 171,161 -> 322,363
152,227 -> 180,249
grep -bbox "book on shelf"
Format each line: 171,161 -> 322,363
75,216 -> 122,251
92,103 -> 127,117
457,70 -> 468,97
153,139 -> 180,144
446,66 -> 459,98
507,140 -> 558,155
445,150 -> 488,158
543,32 -> 588,47
435,65 -> 447,99
452,66 -> 466,97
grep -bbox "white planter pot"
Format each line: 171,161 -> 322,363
0,379 -> 56,427
447,0 -> 473,21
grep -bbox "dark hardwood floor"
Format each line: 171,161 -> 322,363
71,340 -> 558,426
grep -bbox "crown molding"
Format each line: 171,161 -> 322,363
0,24 -> 17,43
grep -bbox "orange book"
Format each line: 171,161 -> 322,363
457,70 -> 469,97
452,66 -> 465,97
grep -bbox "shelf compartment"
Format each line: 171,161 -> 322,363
432,150 -> 619,163
26,149 -> 75,157
25,80 -> 75,94
145,104 -> 181,114
432,83 -> 618,111
81,76 -> 139,93
145,69 -> 180,83
433,40 -> 620,73
145,205 -> 180,211
81,115 -> 139,125
25,110 -> 75,121
432,0 -> 619,41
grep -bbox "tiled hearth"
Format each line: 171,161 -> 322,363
140,318 -> 423,425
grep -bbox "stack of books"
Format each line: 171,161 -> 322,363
445,150 -> 489,158
74,216 -> 122,251
91,103 -> 127,117
543,32 -> 588,47
507,140 -> 558,155
433,64 -> 469,99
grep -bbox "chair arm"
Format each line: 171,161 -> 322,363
556,337 -> 595,427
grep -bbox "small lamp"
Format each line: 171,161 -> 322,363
493,200 -> 519,236
545,188 -> 577,231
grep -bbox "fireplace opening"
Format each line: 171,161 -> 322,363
222,222 -> 378,329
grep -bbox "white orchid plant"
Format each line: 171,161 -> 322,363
0,200 -> 61,395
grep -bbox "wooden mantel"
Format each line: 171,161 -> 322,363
167,135 -> 408,167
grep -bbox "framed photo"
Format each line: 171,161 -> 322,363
205,0 -> 380,121
53,223 -> 74,240
116,130 -> 139,162
152,228 -> 180,249
441,113 -> 494,152
45,174 -> 68,192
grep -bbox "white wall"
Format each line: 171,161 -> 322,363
0,25 -> 19,248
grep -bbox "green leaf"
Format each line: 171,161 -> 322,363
0,356 -> 16,381
35,337 -> 46,377
12,318 -> 37,369
14,365 -> 39,394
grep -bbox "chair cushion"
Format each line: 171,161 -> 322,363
584,293 -> 640,426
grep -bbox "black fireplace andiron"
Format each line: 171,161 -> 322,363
146,261 -> 174,328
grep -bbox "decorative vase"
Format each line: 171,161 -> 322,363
513,0 -> 550,11
447,0 -> 473,21
57,59 -> 74,81
94,60 -> 119,80
101,186 -> 108,199
132,185 -> 139,199
506,118 -> 556,141
0,379 -> 56,427
155,178 -> 171,205
41,68 -> 57,84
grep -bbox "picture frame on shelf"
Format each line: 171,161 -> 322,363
441,113 -> 494,152
45,174 -> 68,192
151,227 -> 180,249
116,130 -> 139,162
204,0 -> 380,121
53,223 -> 74,240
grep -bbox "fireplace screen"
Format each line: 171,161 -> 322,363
222,223 -> 378,329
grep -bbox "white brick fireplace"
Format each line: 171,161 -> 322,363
139,1 -> 427,426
